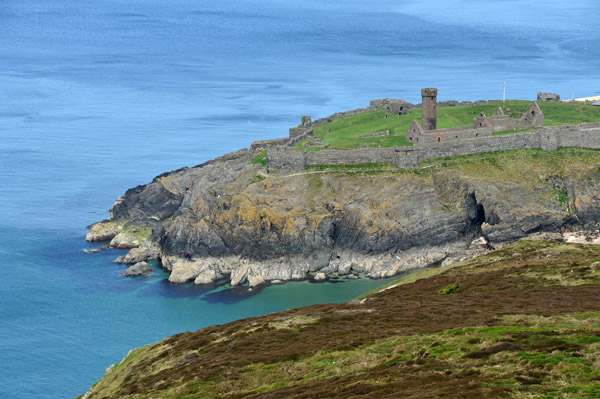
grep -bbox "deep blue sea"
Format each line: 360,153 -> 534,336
1,1 -> 599,398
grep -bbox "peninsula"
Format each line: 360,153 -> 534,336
80,90 -> 600,398
86,89 -> 600,287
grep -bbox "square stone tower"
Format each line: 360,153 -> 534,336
421,88 -> 438,131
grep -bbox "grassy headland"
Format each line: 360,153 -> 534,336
294,100 -> 599,150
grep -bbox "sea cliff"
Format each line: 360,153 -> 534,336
87,145 -> 600,287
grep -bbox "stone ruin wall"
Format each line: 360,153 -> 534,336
266,125 -> 600,171
538,92 -> 560,102
474,115 -> 517,131
304,147 -> 417,169
250,137 -> 290,150
573,122 -> 600,131
471,103 -> 544,133
267,146 -> 418,170
416,126 -> 492,145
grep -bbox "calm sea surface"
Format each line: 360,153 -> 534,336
1,1 -> 599,397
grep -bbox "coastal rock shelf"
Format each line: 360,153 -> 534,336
87,142 -> 600,287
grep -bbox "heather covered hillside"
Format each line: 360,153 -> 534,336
80,240 -> 600,398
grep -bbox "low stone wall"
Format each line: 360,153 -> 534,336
266,126 -> 600,170
577,122 -> 600,130
305,147 -> 417,169
356,131 -> 389,139
251,137 -> 290,150
287,131 -> 314,146
475,115 -> 518,131
267,146 -> 418,170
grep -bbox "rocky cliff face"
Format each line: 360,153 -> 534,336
87,147 -> 600,286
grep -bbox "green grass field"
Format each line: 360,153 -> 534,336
294,100 -> 599,151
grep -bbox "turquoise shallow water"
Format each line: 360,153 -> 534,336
1,1 -> 599,398
0,226 -> 401,398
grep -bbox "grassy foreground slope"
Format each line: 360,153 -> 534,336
296,100 -> 599,150
80,241 -> 600,399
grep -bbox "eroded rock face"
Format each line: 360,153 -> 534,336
87,147 -> 600,287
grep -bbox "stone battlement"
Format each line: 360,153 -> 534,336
421,88 -> 438,97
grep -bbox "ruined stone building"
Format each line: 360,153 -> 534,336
537,92 -> 560,102
407,88 -> 544,145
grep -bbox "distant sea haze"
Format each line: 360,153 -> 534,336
1,1 -> 599,398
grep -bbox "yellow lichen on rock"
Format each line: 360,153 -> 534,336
259,207 -> 285,230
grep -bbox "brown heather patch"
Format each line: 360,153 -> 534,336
87,241 -> 600,399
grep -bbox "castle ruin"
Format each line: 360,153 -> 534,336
537,92 -> 560,102
254,87 -> 600,171
251,98 -> 413,150
407,88 -> 544,145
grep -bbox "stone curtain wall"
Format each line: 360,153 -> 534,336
305,147 -> 417,169
266,146 -> 418,169
266,126 -> 600,170
417,131 -> 542,161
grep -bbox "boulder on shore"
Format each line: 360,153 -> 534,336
86,223 -> 122,242
121,261 -> 153,277
83,248 -> 101,254
114,246 -> 159,264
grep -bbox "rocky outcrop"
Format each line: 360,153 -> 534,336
87,146 -> 600,287
114,246 -> 160,264
86,222 -> 122,242
83,248 -> 101,254
121,262 -> 153,276
314,272 -> 327,281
